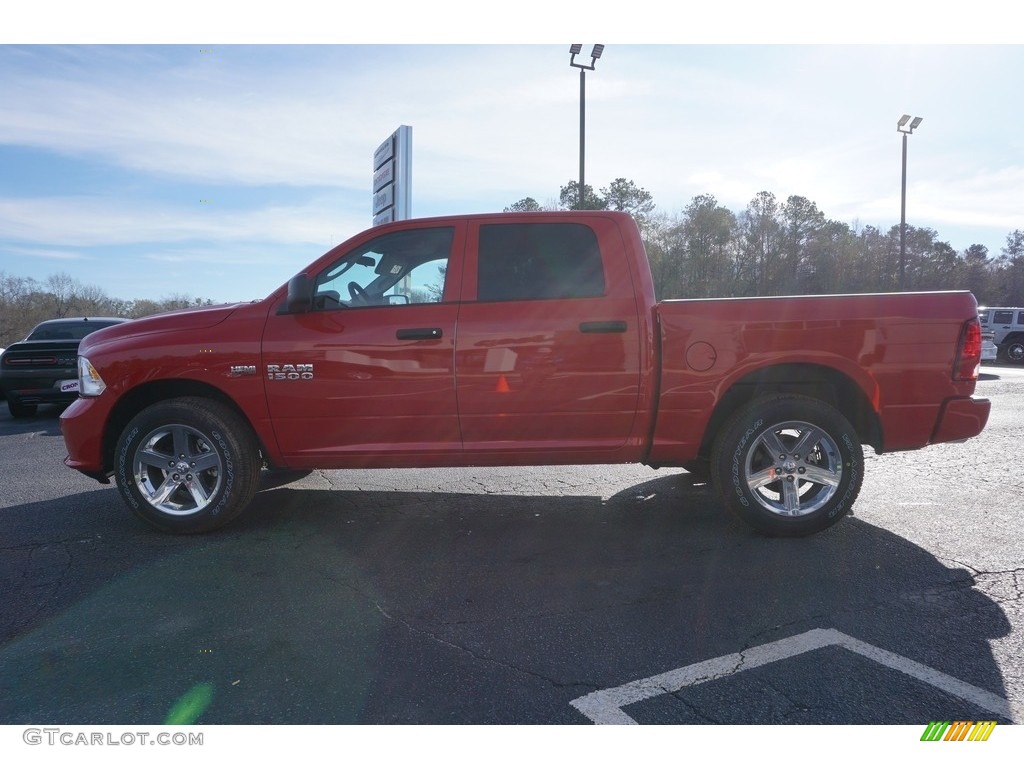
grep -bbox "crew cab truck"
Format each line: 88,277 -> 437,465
60,211 -> 990,537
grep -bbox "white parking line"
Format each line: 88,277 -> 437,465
570,627 -> 1017,724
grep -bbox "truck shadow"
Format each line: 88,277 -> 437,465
0,473 -> 1014,725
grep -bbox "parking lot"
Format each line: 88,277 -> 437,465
1,365 -> 1021,725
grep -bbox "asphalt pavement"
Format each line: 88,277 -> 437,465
1,366 -> 1021,726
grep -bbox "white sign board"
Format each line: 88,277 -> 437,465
373,161 -> 394,193
372,185 -> 394,215
371,125 -> 411,225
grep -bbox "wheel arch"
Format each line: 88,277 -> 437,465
102,379 -> 269,474
696,363 -> 881,462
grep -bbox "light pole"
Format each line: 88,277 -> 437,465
569,44 -> 603,210
897,114 -> 923,290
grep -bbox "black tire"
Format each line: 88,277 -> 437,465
7,396 -> 37,418
114,397 -> 261,534
1005,340 -> 1024,365
710,394 -> 863,537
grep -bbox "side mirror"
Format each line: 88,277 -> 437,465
284,274 -> 313,314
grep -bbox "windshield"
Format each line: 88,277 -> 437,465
27,320 -> 122,341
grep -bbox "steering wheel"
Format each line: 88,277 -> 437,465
347,281 -> 370,305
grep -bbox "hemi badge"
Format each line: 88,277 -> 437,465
229,365 -> 257,377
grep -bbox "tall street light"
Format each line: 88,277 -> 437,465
897,114 -> 923,290
569,44 -> 604,210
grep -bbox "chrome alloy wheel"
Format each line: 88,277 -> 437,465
743,420 -> 842,517
132,423 -> 224,516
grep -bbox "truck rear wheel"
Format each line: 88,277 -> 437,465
114,397 -> 261,534
710,394 -> 863,537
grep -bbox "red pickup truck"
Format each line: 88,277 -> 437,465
60,211 -> 990,537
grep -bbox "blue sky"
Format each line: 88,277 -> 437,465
3,5 -> 1023,303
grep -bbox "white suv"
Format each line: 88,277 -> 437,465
978,306 -> 1024,364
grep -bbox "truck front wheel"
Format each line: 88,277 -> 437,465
114,397 -> 261,534
710,394 -> 863,537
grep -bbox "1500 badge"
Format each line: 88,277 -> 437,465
267,363 -> 314,380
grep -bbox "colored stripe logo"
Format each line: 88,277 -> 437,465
921,721 -> 997,741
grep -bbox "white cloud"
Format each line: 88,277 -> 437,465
2,43 -> 1023,301
0,46 -> 584,190
0,194 -> 367,247
3,245 -> 88,261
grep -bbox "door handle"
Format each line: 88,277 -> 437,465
579,320 -> 627,334
396,327 -> 443,340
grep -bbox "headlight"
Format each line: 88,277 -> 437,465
78,356 -> 107,397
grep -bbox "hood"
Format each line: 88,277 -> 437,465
81,303 -> 246,348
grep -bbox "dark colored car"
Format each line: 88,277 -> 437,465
0,317 -> 128,418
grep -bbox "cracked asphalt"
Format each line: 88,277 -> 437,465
0,365 -> 1021,724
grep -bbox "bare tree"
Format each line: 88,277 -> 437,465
995,230 -> 1024,305
45,272 -> 79,319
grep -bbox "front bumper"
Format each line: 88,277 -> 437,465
1,371 -> 80,406
60,395 -> 114,482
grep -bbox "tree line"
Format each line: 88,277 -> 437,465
0,271 -> 214,346
507,179 -> 1024,306
5,181 -> 1022,345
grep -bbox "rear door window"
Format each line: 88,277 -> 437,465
476,222 -> 605,302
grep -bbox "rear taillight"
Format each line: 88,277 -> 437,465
954,317 -> 982,381
5,356 -> 58,366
